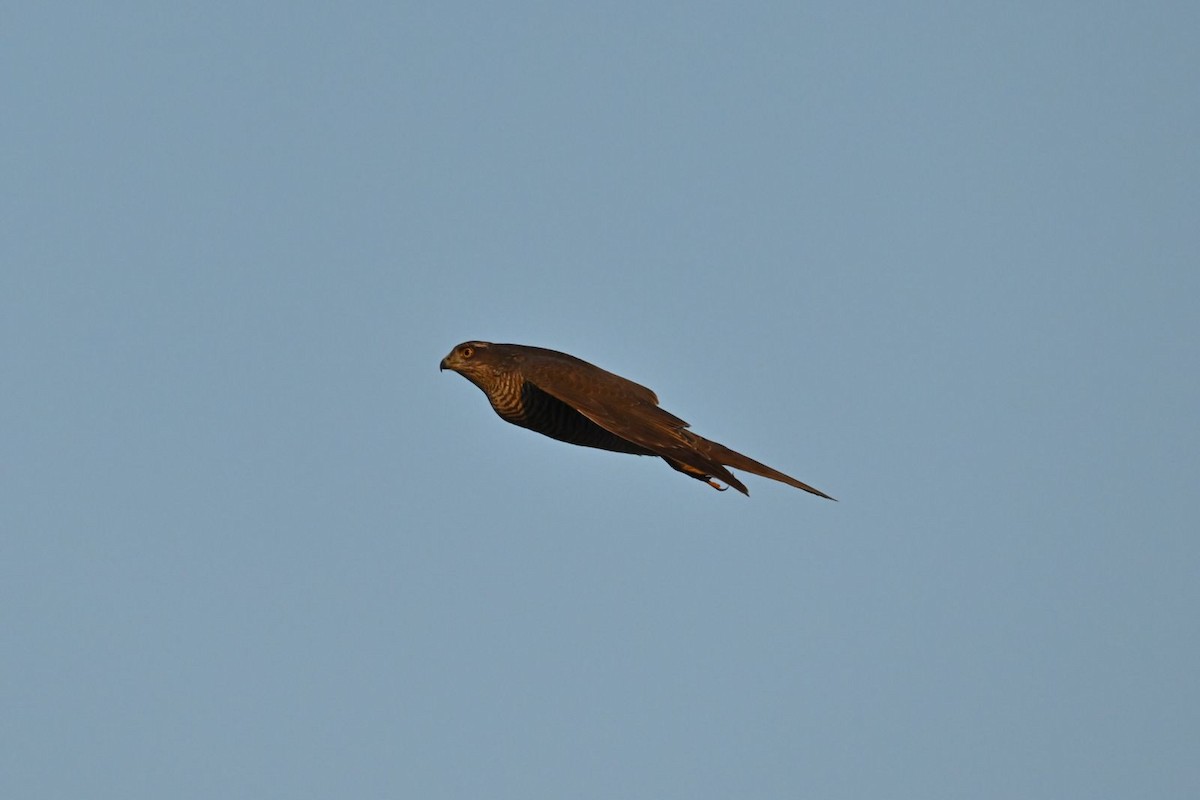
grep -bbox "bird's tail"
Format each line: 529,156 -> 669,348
697,435 -> 835,500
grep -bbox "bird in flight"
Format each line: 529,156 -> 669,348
440,341 -> 833,498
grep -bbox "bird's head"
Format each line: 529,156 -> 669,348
441,341 -> 514,392
440,340 -> 493,372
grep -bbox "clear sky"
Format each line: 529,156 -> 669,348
3,3 -> 1197,798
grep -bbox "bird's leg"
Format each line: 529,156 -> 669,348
706,479 -> 728,491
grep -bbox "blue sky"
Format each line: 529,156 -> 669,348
3,3 -> 1197,798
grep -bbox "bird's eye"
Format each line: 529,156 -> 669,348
461,346 -> 475,359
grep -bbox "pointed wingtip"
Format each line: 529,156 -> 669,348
800,484 -> 836,501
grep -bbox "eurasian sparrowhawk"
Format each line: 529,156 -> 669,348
440,341 -> 833,498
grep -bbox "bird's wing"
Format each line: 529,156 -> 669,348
516,349 -> 689,436
518,349 -> 745,490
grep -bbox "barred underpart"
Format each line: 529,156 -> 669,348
495,380 -> 651,455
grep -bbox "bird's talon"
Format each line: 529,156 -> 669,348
707,479 -> 728,491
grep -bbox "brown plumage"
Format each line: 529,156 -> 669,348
439,341 -> 833,499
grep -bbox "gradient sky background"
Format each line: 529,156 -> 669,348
4,3 -> 1197,798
